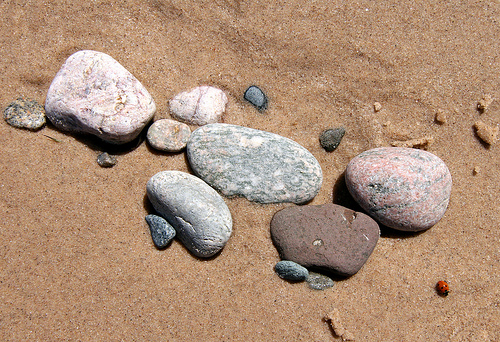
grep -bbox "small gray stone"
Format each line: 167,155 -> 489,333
145,214 -> 176,248
306,272 -> 334,290
244,85 -> 267,110
146,171 -> 232,258
187,123 -> 323,204
147,119 -> 191,152
319,127 -> 345,152
96,152 -> 117,167
4,97 -> 46,130
275,260 -> 309,281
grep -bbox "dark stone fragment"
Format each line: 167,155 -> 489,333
319,127 -> 345,152
244,85 -> 267,111
274,260 -> 309,281
145,214 -> 176,249
96,152 -> 117,167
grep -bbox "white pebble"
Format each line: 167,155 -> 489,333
169,86 -> 227,125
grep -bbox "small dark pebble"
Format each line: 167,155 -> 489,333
306,272 -> 334,290
96,152 -> 117,167
3,97 -> 46,130
145,214 -> 176,249
244,85 -> 267,111
275,260 -> 309,281
319,127 -> 346,152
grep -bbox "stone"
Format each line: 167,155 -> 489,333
274,261 -> 309,281
187,123 -> 323,204
306,272 -> 335,290
244,85 -> 267,111
474,121 -> 498,145
96,152 -> 117,167
146,171 -> 232,258
169,86 -> 227,125
145,214 -> 176,249
319,127 -> 345,152
477,94 -> 493,113
4,97 -> 46,130
45,50 -> 156,144
270,203 -> 380,276
345,147 -> 452,231
147,119 -> 191,152
373,102 -> 382,112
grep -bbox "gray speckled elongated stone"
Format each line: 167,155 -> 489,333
186,123 -> 323,204
146,171 -> 232,258
275,260 -> 309,281
145,214 -> 176,249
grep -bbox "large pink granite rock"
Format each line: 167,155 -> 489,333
345,147 -> 452,232
45,50 -> 156,144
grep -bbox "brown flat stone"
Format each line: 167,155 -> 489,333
270,203 -> 380,276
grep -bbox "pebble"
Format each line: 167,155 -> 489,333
319,127 -> 345,152
45,50 -> 156,144
96,152 -> 117,167
187,123 -> 323,204
145,214 -> 176,249
169,86 -> 227,125
244,85 -> 267,111
146,119 -> 191,152
3,97 -> 46,130
474,121 -> 498,145
345,147 -> 452,231
146,171 -> 232,258
477,94 -> 493,113
373,102 -> 382,112
274,260 -> 309,281
306,272 -> 335,290
270,203 -> 380,276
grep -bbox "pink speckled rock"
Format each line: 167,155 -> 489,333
345,147 -> 452,232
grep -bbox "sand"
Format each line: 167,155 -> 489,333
1,1 -> 499,341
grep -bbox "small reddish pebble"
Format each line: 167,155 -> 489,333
436,281 -> 450,296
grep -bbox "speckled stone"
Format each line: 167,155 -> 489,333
244,85 -> 267,111
186,123 -> 323,204
170,86 -> 227,125
345,147 -> 452,231
96,152 -> 117,167
319,127 -> 345,152
4,97 -> 46,130
45,50 -> 156,144
146,171 -> 232,258
306,272 -> 334,290
147,119 -> 191,152
145,214 -> 176,249
270,203 -> 380,276
274,261 -> 309,281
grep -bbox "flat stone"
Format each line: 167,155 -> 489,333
145,214 -> 176,249
270,203 -> 380,276
274,260 -> 309,281
4,97 -> 46,130
45,50 -> 156,144
319,127 -> 345,152
170,86 -> 227,125
306,272 -> 335,290
146,171 -> 232,258
345,147 -> 452,231
147,119 -> 191,152
244,85 -> 267,111
187,123 -> 323,204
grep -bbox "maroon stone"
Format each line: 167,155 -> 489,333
345,147 -> 452,232
270,203 -> 380,276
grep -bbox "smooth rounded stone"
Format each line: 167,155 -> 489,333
274,260 -> 309,281
187,123 -> 323,204
96,152 -> 117,167
147,119 -> 191,152
319,127 -> 345,152
306,272 -> 334,290
4,97 -> 46,130
169,86 -> 227,126
345,147 -> 452,232
146,171 -> 232,258
45,50 -> 156,144
145,214 -> 176,249
270,203 -> 380,276
244,85 -> 267,111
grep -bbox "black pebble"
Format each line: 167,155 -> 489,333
145,214 -> 176,249
244,85 -> 268,111
319,127 -> 346,152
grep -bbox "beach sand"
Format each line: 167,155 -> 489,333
1,1 -> 499,340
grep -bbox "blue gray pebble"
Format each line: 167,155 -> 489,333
187,123 -> 323,204
275,260 -> 309,281
244,85 -> 267,111
145,214 -> 176,249
306,272 -> 335,290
